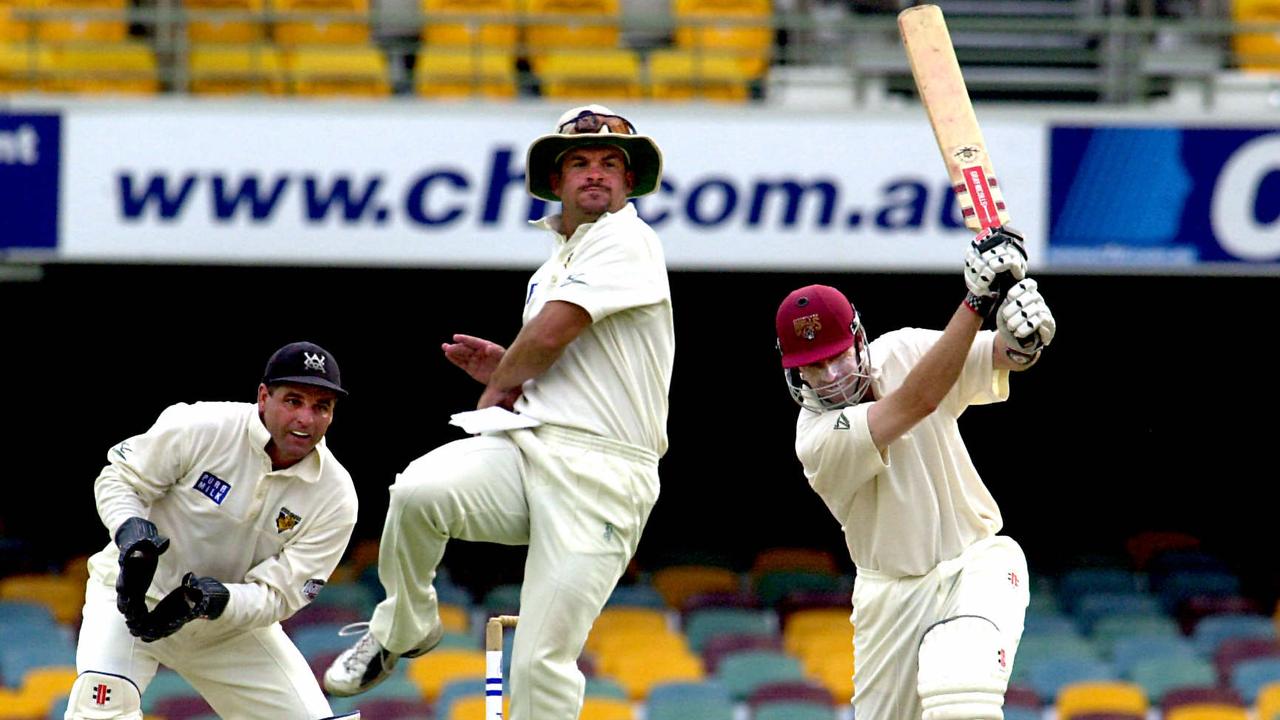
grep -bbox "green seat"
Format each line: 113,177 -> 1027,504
140,670 -> 200,713
309,581 -> 378,615
1011,632 -> 1100,684
684,608 -> 776,653
1128,654 -> 1216,703
715,650 -> 806,701
754,701 -> 837,720
585,676 -> 628,699
751,570 -> 847,607
1091,613 -> 1181,657
483,583 -> 522,615
647,696 -> 735,720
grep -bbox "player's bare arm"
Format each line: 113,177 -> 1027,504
478,300 -> 592,410
866,303 -> 984,451
442,334 -> 507,384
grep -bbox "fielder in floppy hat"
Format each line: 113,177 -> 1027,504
526,104 -> 664,202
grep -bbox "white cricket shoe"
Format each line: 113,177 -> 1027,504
322,622 -> 443,697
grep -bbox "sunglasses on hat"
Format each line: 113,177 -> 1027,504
558,111 -> 636,136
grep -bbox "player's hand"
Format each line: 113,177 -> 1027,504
477,385 -> 523,412
964,226 -> 1027,299
127,572 -> 229,643
998,278 -> 1055,362
114,517 -> 170,622
442,334 -> 506,384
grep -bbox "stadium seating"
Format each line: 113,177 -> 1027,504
713,649 -> 805,701
1164,706 -> 1250,720
1127,655 -> 1217,703
683,607 -> 776,653
273,0 -> 371,46
183,0 -> 267,44
33,0 -> 127,43
38,41 -> 159,94
746,678 -> 834,707
1055,680 -> 1148,719
415,49 -> 518,100
1229,656 -> 1280,704
405,648 -> 486,701
524,0 -> 623,66
1125,530 -> 1202,571
1214,636 -> 1280,684
650,565 -> 742,610
1023,656 -> 1118,704
1255,680 -> 1280,720
1193,613 -> 1277,656
754,700 -> 837,720
599,645 -> 705,700
701,633 -> 783,673
534,48 -> 643,100
0,575 -> 84,626
1109,634 -> 1198,677
1231,0 -> 1280,72
420,0 -> 518,50
1160,685 -> 1246,716
287,45 -> 391,96
577,696 -> 635,720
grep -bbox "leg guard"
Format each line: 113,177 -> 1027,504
917,615 -> 1009,720
66,671 -> 143,720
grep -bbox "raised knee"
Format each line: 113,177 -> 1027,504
917,615 -> 1010,720
66,671 -> 143,720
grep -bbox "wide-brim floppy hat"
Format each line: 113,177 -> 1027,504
526,104 -> 664,202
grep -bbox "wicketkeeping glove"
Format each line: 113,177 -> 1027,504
114,517 -> 170,623
127,572 -> 229,643
998,278 -> 1056,363
963,226 -> 1028,317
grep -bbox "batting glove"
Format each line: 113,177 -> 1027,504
998,278 -> 1055,363
964,227 -> 1028,317
114,517 -> 170,622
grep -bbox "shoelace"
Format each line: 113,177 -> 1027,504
336,622 -> 381,673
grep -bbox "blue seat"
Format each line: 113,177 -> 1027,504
1128,654 -> 1216,703
308,581 -> 377,615
328,675 -> 423,713
1073,592 -> 1164,633
1091,614 -> 1182,657
1110,635 -> 1198,677
434,676 -> 484,719
1155,570 -> 1242,613
1230,656 -> 1280,704
1056,568 -> 1143,612
1023,611 -> 1080,637
1192,613 -> 1277,656
482,583 -> 522,615
1004,707 -> 1041,720
648,695 -> 735,720
289,622 -> 363,657
684,607 -> 777,653
715,650 -> 806,701
754,700 -> 836,720
0,600 -> 59,627
646,680 -> 732,706
584,676 -> 628,699
606,584 -> 667,609
1023,657 -> 1117,703
0,637 -> 76,689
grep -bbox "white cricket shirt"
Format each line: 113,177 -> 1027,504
88,401 -> 358,632
795,328 -> 1010,578
524,203 -> 675,456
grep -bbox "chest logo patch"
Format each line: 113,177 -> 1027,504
276,507 -> 302,533
193,472 -> 231,505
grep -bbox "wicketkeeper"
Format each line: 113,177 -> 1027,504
68,342 -> 362,720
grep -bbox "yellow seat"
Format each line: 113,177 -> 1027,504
0,42 -> 48,91
0,0 -> 32,41
446,695 -> 506,720
1257,681 -> 1280,720
405,648 -> 486,701
650,565 -> 741,610
602,647 -> 703,700
0,688 -> 49,720
671,0 -> 771,78
647,48 -> 751,101
593,630 -> 691,672
439,602 -> 470,633
287,44 -> 389,96
20,666 -> 78,710
188,43 -> 285,93
579,696 -> 635,720
524,0 -> 620,65
803,652 -> 853,704
1232,0 -> 1280,72
0,574 -> 87,624
38,41 -> 159,93
535,48 -> 641,99
414,47 -> 516,98
183,0 -> 266,43
32,0 -> 127,42
783,608 -> 852,656
1165,706 -> 1251,720
274,0 -> 370,46
1056,681 -> 1148,720
420,0 -> 517,50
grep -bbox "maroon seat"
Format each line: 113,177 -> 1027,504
775,590 -> 852,628
354,697 -> 435,718
680,590 -> 762,616
151,695 -> 216,720
702,633 -> 784,674
1160,685 -> 1246,715
1004,683 -> 1041,710
1179,595 -> 1267,635
746,679 -> 834,707
1214,637 -> 1280,685
1125,530 -> 1201,571
283,604 -> 365,632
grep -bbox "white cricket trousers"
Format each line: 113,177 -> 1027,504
369,424 -> 660,720
73,580 -> 333,719
851,535 -> 1030,719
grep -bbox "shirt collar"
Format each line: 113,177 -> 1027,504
529,203 -> 636,242
247,405 -> 325,483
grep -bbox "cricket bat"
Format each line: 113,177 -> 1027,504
898,4 -> 1010,233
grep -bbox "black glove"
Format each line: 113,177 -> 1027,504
114,517 -> 170,622
128,572 -> 230,643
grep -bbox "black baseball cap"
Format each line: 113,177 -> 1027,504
262,341 -> 348,397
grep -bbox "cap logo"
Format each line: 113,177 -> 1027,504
302,352 -> 326,373
793,313 -> 822,341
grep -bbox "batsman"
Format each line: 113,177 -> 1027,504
774,227 -> 1055,718
68,342 -> 361,720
